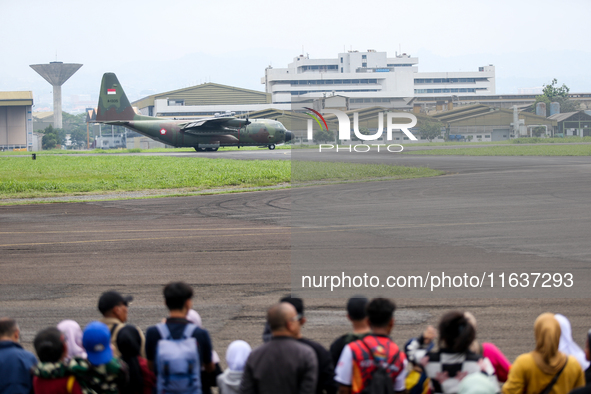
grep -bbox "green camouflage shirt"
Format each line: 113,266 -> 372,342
32,357 -> 128,394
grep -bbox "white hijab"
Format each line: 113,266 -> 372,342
57,319 -> 87,360
186,309 -> 203,328
226,340 -> 252,372
186,309 -> 220,364
555,314 -> 590,370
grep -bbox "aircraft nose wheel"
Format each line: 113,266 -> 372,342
268,144 -> 276,150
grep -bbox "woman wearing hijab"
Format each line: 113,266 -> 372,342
57,320 -> 87,361
465,312 -> 512,382
116,325 -> 155,394
555,314 -> 590,372
217,340 -> 252,394
502,313 -> 585,394
186,309 -> 221,394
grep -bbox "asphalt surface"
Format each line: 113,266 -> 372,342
1,151 -> 590,365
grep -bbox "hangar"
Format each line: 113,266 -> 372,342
0,91 -> 34,151
132,82 -> 289,118
548,110 -> 591,137
432,104 -> 556,141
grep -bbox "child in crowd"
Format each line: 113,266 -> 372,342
217,340 -> 252,394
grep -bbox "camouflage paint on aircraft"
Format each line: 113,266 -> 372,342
95,73 -> 292,151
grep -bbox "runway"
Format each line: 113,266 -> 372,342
1,152 -> 590,363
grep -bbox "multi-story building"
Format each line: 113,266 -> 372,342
263,50 -> 495,107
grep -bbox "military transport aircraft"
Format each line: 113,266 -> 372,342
95,73 -> 292,151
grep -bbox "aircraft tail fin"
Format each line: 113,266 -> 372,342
96,73 -> 137,122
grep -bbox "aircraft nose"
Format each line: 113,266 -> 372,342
285,130 -> 293,143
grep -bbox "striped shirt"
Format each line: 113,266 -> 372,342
424,350 -> 499,393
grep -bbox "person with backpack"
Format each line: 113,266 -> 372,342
145,282 -> 214,394
329,297 -> 371,366
98,290 -> 145,359
334,298 -> 408,394
503,313 -> 584,394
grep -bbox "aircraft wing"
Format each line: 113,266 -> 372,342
101,121 -> 130,126
179,117 -> 250,135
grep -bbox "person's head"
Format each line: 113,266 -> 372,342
280,296 -> 305,326
347,296 -> 368,322
464,312 -> 477,331
534,313 -> 561,364
0,318 -> 19,342
186,309 -> 202,327
34,327 -> 67,363
366,298 -> 396,333
267,302 -> 301,338
116,325 -> 142,359
163,282 -> 194,313
554,314 -> 573,342
226,340 -> 252,372
98,291 -> 133,322
438,311 -> 476,353
83,321 -> 113,366
57,320 -> 86,359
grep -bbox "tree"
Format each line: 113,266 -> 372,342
418,120 -> 443,142
533,79 -> 579,116
40,125 -> 66,150
313,128 -> 335,143
532,126 -> 546,137
62,112 -> 91,148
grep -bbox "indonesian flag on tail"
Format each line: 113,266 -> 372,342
107,89 -> 116,95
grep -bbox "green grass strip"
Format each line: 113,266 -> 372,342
0,156 -> 442,198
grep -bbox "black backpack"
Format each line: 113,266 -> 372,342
359,338 -> 400,394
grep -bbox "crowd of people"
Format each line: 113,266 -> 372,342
1,282 -> 590,394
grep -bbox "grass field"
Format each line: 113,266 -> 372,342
2,137 -> 590,156
405,144 -> 591,156
0,156 -> 441,199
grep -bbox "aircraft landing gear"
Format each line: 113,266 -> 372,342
268,144 -> 276,150
205,148 -> 219,152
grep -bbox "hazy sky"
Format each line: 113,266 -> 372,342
2,0 -> 590,111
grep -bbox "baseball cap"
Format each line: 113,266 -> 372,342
98,291 -> 133,315
83,321 -> 113,366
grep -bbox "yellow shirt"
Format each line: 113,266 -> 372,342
502,353 -> 584,394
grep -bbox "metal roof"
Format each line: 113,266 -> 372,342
547,111 -> 580,122
33,111 -> 54,120
431,104 -> 493,122
133,83 -> 271,109
0,91 -> 33,106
